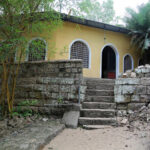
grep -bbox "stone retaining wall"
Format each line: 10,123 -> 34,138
13,60 -> 86,115
115,65 -> 150,116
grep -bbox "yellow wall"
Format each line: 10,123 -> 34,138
27,21 -> 140,78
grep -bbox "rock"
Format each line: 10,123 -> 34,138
131,72 -> 136,78
128,110 -> 134,114
122,73 -> 127,78
62,111 -> 80,128
0,120 -> 7,129
138,65 -> 144,69
121,118 -> 128,124
117,110 -> 127,117
145,64 -> 150,68
8,119 -> 16,128
42,118 -> 48,122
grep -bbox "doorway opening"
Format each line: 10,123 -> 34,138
102,46 -> 116,79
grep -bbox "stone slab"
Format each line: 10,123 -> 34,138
128,103 -> 146,111
115,78 -> 140,85
115,95 -> 131,103
0,119 -> 65,150
62,111 -> 80,128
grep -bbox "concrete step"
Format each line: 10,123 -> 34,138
82,125 -> 112,130
85,78 -> 115,84
85,96 -> 114,102
86,90 -> 114,96
80,109 -> 115,118
87,84 -> 114,90
79,117 -> 116,125
82,102 -> 116,109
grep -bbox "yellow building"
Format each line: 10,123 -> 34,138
26,15 -> 140,79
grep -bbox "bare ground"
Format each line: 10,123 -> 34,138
43,126 -> 150,150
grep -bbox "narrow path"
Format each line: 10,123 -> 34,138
43,127 -> 149,150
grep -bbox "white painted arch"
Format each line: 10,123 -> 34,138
69,39 -> 91,69
100,43 -> 120,78
26,37 -> 48,61
123,53 -> 134,72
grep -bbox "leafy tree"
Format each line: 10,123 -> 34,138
124,2 -> 150,51
74,0 -> 116,24
0,0 -> 62,116
52,0 -> 120,24
51,0 -> 81,13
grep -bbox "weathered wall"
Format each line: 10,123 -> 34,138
115,65 -> 150,116
53,22 -> 140,77
25,21 -> 140,78
14,60 -> 86,115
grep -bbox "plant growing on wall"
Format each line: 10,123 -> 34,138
0,0 -> 62,117
12,100 -> 39,117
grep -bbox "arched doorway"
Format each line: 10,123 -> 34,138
102,46 -> 117,79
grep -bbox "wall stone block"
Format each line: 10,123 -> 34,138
114,85 -> 122,95
134,86 -> 147,95
141,78 -> 150,85
122,85 -> 136,94
131,95 -> 140,102
13,60 -> 85,111
140,95 -> 150,103
147,87 -> 150,94
116,78 -> 140,85
128,103 -> 145,111
115,95 -> 126,103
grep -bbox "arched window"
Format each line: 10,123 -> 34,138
124,54 -> 133,72
28,38 -> 47,61
70,41 -> 89,68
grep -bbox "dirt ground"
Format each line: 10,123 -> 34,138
43,126 -> 150,150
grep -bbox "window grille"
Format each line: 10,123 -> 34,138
70,41 -> 89,68
28,39 -> 46,61
124,55 -> 132,72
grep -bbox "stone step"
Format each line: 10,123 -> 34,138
85,96 -> 114,102
87,84 -> 114,90
79,117 -> 116,125
80,109 -> 116,118
86,90 -> 114,96
82,125 -> 112,130
82,102 -> 116,109
85,78 -> 115,84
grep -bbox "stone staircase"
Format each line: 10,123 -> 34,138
79,78 -> 116,126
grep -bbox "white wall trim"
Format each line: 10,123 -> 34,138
69,39 -> 91,69
26,37 -> 48,61
100,43 -> 120,78
123,53 -> 134,72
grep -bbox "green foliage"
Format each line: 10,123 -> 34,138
73,0 -> 117,24
0,0 -> 62,62
57,96 -> 63,104
51,0 -> 81,13
27,39 -> 46,61
124,2 -> 150,51
12,100 -> 39,117
0,0 -> 62,116
18,100 -> 39,106
52,0 -> 120,24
